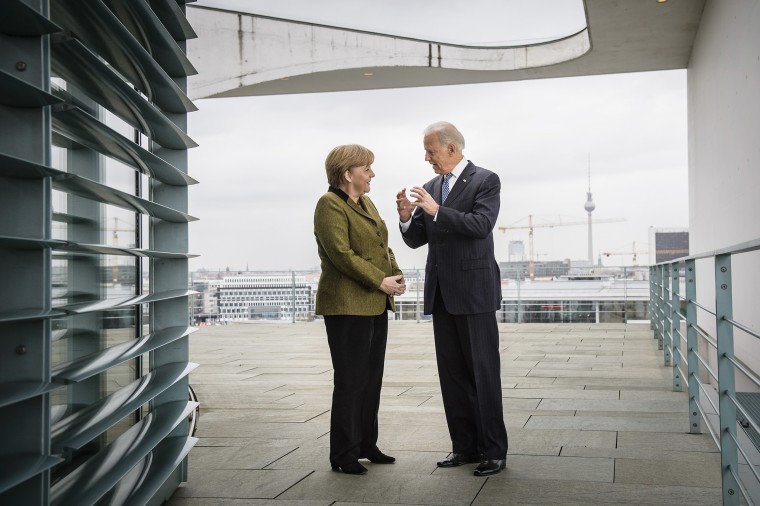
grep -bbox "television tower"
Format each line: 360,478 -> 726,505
584,154 -> 595,264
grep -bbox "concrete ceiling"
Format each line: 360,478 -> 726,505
187,0 -> 706,98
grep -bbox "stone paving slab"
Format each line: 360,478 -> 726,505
619,390 -> 686,401
473,477 -> 723,505
172,469 -> 313,499
502,387 -> 620,400
194,418 -> 330,440
617,431 -> 720,452
524,414 -> 689,432
199,407 -> 329,423
553,376 -> 673,388
166,322 -> 722,506
537,398 -> 687,413
190,444 -> 301,470
561,445 -> 719,461
278,471 -> 485,506
169,500 -> 331,506
614,457 -> 722,487
506,427 -> 618,449
519,454 -> 614,482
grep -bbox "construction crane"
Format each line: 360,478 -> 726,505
112,217 -> 135,247
601,241 -> 648,266
110,217 -> 135,284
497,214 -> 625,280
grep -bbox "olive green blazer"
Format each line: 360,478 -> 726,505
314,187 -> 402,316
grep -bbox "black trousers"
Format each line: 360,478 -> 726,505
324,313 -> 388,466
432,289 -> 508,460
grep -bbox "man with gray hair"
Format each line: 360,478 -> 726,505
396,121 -> 508,476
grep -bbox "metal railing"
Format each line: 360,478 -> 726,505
190,266 -> 650,325
651,238 -> 760,505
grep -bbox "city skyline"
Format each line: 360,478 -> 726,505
188,70 -> 688,271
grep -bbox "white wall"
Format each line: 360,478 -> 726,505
688,0 -> 760,388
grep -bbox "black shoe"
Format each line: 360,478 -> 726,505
363,450 -> 396,464
437,453 -> 483,468
473,459 -> 506,477
331,461 -> 368,475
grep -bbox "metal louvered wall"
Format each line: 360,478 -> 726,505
1,1 -> 199,504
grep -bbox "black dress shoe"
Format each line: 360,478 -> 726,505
331,461 -> 368,475
363,450 -> 396,464
437,453 -> 483,468
473,459 -> 506,476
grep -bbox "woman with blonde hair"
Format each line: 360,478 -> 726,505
314,144 -> 406,475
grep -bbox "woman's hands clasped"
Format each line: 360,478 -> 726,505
380,274 -> 406,297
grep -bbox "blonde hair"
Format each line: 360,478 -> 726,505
325,144 -> 375,187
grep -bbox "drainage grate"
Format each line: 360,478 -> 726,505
737,392 -> 760,453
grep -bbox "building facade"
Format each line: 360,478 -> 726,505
218,274 -> 314,322
649,227 -> 689,263
1,2 -> 197,504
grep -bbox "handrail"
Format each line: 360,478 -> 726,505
694,375 -> 719,422
725,317 -> 760,341
690,298 -> 717,317
668,237 -> 760,263
726,354 -> 760,391
651,236 -> 760,505
691,347 -> 718,384
691,322 -> 718,350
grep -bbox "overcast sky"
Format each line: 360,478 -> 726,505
187,1 -> 689,272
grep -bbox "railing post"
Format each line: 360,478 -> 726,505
291,270 -> 296,323
653,266 -> 661,343
415,268 -> 421,323
715,253 -> 739,505
663,264 -> 671,365
649,266 -> 656,331
623,266 -> 628,323
671,263 -> 682,392
656,265 -> 665,350
685,259 -> 701,434
516,271 -> 522,323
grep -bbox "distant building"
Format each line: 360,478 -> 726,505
499,260 -> 571,279
394,268 -> 651,324
190,279 -> 222,324
508,240 -> 525,262
217,273 -> 314,321
649,227 -> 689,263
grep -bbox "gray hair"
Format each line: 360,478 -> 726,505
424,121 -> 465,152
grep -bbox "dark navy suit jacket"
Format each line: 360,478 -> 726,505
401,160 -> 502,315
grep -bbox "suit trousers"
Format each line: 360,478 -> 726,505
432,289 -> 508,459
324,313 -> 388,466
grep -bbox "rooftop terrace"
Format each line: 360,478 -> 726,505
168,322 -> 722,505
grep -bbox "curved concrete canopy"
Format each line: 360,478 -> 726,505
186,0 -> 705,100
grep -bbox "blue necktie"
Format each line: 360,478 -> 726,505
442,173 -> 452,203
